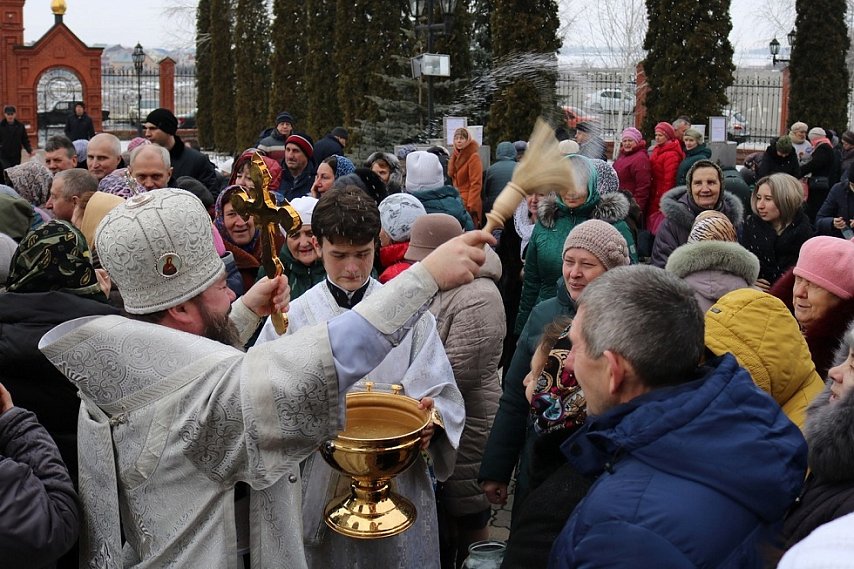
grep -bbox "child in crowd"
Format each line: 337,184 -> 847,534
524,318 -> 586,438
377,193 -> 427,283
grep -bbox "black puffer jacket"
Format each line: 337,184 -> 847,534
756,140 -> 800,179
739,210 -> 813,285
169,134 -> 218,191
0,291 -> 118,487
501,443 -> 592,569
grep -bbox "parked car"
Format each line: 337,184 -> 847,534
562,105 -> 601,131
723,109 -> 750,143
583,89 -> 636,114
37,101 -> 110,126
177,110 -> 196,130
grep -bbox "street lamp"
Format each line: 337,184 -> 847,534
410,0 -> 457,136
132,42 -> 145,135
769,28 -> 796,66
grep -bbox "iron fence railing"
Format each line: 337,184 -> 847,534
556,70 -> 637,138
553,69 -> 822,145
101,65 -> 161,127
174,66 -> 197,127
723,73 -> 784,145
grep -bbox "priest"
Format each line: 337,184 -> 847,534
39,188 -> 492,569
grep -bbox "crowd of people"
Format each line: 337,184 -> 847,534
1,106 -> 854,569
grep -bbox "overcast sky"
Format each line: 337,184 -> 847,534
23,0 -> 793,56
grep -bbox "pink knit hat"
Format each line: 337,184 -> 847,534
621,127 -> 643,143
793,236 -> 854,300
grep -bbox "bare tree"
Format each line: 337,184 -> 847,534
557,0 -> 581,40
756,0 -> 796,37
756,0 -> 854,40
586,0 -> 647,156
162,0 -> 208,50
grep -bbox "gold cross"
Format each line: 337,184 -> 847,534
230,152 -> 301,334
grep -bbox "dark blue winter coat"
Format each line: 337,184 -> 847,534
548,354 -> 807,569
815,180 -> 854,237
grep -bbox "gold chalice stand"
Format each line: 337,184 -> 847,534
320,384 -> 430,539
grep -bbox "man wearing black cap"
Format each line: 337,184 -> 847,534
257,111 -> 294,163
574,121 -> 606,161
143,108 -> 217,192
312,126 -> 349,164
0,105 -> 33,170
278,132 -> 315,201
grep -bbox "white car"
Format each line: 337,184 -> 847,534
583,89 -> 635,114
722,109 -> 750,142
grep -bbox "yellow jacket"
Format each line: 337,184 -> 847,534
705,288 -> 824,431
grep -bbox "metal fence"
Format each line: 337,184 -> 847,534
555,69 -> 789,145
556,70 -> 637,138
724,72 -> 784,144
99,65 -> 197,129
101,65 -> 161,127
174,65 -> 197,125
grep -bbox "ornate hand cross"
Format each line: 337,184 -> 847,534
230,152 -> 302,334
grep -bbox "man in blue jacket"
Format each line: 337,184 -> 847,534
548,265 -> 807,569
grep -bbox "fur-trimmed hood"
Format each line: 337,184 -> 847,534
659,186 -> 744,232
537,191 -> 630,229
666,240 -> 760,284
365,151 -> 403,189
805,383 -> 854,483
804,320 -> 854,481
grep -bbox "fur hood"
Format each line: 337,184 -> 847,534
659,186 -> 744,231
665,241 -> 760,284
833,320 -> 854,367
537,191 -> 630,229
805,383 -> 854,483
804,320 -> 854,481
364,151 -> 402,189
448,137 -> 479,175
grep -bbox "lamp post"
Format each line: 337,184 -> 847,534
410,0 -> 456,137
132,43 -> 145,135
769,28 -> 796,66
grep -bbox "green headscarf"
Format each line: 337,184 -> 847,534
6,220 -> 105,300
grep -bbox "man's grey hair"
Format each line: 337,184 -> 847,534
55,168 -> 98,197
130,144 -> 171,169
576,265 -> 705,388
44,135 -> 75,158
90,133 -> 122,157
672,116 -> 691,129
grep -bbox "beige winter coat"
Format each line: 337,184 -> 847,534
428,248 -> 506,516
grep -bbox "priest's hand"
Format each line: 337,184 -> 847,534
420,231 -> 496,291
418,397 -> 437,450
243,275 -> 290,317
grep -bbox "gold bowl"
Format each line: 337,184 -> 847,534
320,387 -> 430,539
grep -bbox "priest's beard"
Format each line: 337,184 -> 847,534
196,301 -> 242,349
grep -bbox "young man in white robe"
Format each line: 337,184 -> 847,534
38,188 -> 491,569
256,186 -> 465,569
